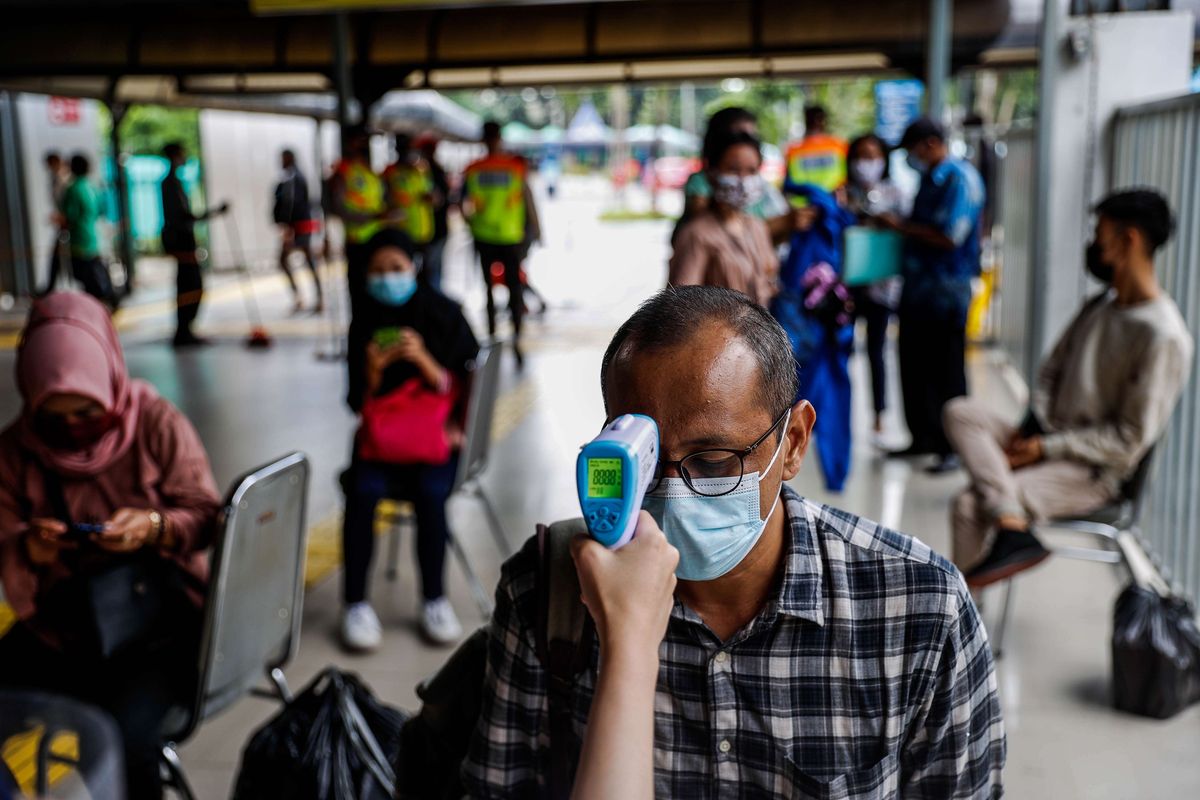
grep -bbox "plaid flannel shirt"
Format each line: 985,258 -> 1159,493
463,486 -> 1005,798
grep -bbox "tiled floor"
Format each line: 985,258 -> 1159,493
2,177 -> 1198,798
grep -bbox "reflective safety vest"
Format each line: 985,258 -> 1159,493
335,158 -> 385,244
383,160 -> 435,245
463,154 -> 527,246
784,133 -> 849,203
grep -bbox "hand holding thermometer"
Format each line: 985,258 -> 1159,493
577,414 -> 659,549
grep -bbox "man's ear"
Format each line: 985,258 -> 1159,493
781,400 -> 816,481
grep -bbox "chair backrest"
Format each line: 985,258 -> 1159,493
0,689 -> 125,800
177,452 -> 310,741
454,342 -> 503,493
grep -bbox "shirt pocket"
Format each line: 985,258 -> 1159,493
783,752 -> 901,800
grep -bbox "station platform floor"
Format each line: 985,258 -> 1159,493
1,177 -> 1198,798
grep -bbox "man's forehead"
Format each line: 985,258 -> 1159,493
606,324 -> 772,437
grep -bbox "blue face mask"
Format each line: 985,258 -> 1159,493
905,152 -> 928,174
368,271 -> 417,306
642,412 -> 789,581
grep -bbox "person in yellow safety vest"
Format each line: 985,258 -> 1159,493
329,124 -> 387,319
463,120 -> 541,368
383,133 -> 436,252
783,105 -> 849,207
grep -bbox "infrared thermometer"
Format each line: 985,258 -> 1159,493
576,414 -> 660,549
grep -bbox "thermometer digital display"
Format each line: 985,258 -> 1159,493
576,414 -> 659,548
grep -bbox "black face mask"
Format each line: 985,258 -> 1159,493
34,411 -> 118,451
1085,241 -> 1114,284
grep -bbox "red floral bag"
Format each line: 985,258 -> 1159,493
357,376 -> 459,464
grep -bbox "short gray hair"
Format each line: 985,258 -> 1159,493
601,286 -> 798,420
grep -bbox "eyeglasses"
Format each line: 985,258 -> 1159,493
647,408 -> 791,497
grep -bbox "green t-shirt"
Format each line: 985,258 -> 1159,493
61,177 -> 100,259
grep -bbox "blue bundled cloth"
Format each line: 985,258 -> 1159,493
771,184 -> 857,493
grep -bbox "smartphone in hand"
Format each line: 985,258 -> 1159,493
373,327 -> 405,350
66,522 -> 104,544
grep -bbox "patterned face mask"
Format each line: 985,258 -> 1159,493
712,174 -> 763,212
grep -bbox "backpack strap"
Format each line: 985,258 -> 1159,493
534,517 -> 593,800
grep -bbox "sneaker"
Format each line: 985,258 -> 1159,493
171,331 -> 212,349
965,528 -> 1051,588
420,597 -> 462,646
340,602 -> 382,652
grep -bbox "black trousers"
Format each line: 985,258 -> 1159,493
0,620 -> 199,800
41,233 -> 65,295
898,312 -> 967,456
852,288 -> 892,417
71,257 -> 114,307
173,253 -> 203,337
341,457 -> 458,605
476,243 -> 525,340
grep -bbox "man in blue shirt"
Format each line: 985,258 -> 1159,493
883,118 -> 985,473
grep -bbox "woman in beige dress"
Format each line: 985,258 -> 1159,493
668,130 -> 778,306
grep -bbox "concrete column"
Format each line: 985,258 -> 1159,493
107,101 -> 137,288
925,0 -> 953,120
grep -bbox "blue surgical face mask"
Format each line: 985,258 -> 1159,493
905,152 -> 928,174
368,271 -> 417,306
642,411 -> 790,581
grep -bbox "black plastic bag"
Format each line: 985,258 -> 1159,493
233,668 -> 409,800
1112,585 -> 1200,719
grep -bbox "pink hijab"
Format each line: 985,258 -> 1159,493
15,293 -> 157,477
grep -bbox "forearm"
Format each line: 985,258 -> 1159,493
161,503 -> 219,554
571,646 -> 659,800
900,221 -> 955,250
766,212 -> 791,245
416,356 -> 450,392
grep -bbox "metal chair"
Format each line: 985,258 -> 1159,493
384,342 -> 511,619
159,452 -> 311,800
988,449 -> 1154,658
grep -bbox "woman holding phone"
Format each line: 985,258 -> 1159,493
0,292 -> 221,798
342,228 -> 479,651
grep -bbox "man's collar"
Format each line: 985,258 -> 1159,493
775,486 -> 825,626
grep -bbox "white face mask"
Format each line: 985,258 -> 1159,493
850,158 -> 886,187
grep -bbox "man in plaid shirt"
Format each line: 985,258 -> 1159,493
464,286 -> 1005,798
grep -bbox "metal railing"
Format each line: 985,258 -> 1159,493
1111,92 -> 1200,609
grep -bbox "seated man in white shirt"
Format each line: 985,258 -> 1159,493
945,189 -> 1194,588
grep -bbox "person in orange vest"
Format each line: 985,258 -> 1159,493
463,121 -> 541,367
329,124 -> 387,318
783,105 -> 850,202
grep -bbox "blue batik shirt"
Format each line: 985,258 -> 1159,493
901,157 -> 985,326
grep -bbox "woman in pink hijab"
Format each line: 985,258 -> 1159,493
0,292 -> 221,799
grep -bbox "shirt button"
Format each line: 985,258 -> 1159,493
714,651 -> 728,664
718,739 -> 732,754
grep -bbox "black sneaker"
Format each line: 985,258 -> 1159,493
172,332 -> 212,349
965,528 -> 1051,588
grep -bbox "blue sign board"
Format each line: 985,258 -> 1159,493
875,80 -> 925,147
